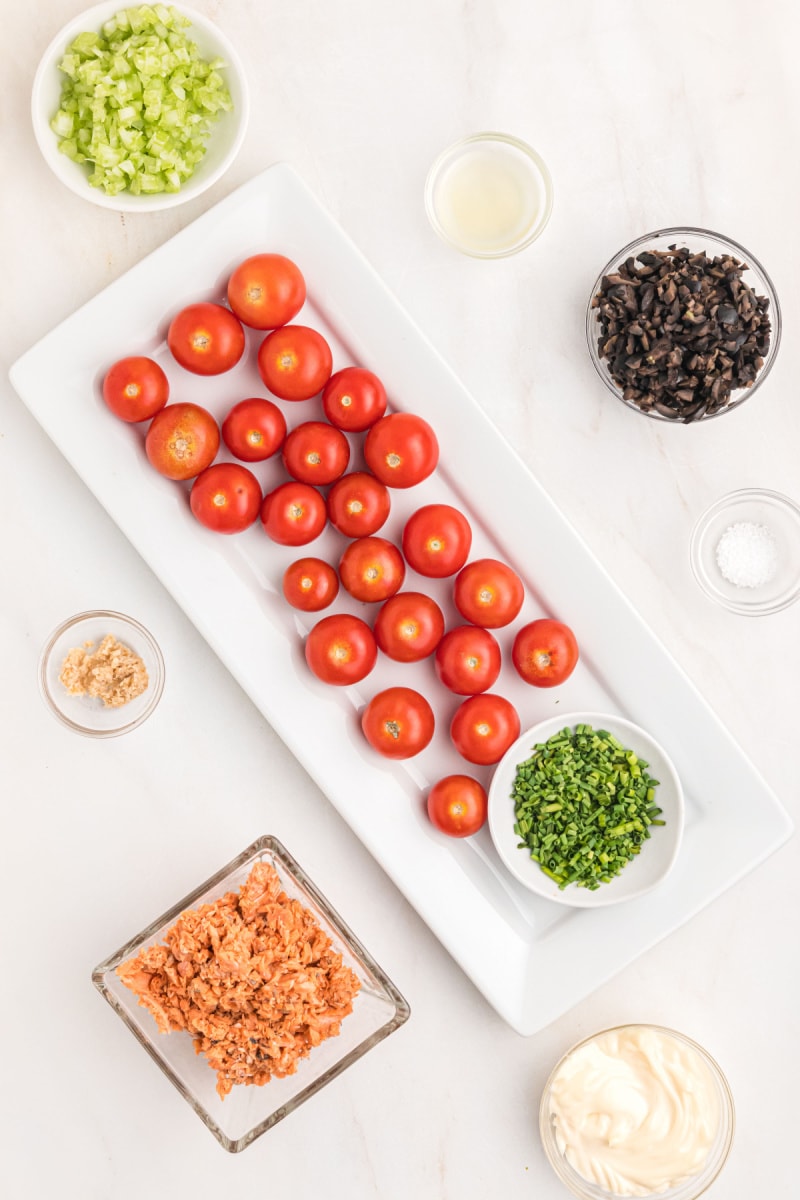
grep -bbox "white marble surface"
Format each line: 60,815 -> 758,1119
2,1 -> 798,1195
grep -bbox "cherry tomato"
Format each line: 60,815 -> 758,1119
361,686 -> 435,759
257,325 -> 333,401
363,412 -> 439,488
227,253 -> 305,330
402,503 -> 472,578
450,694 -> 521,765
305,614 -> 377,686
221,397 -> 287,462
102,356 -> 169,422
339,537 -> 405,603
145,402 -> 220,481
322,367 -> 387,432
512,619 -> 579,688
260,481 -> 327,546
373,592 -> 445,663
327,471 -> 391,538
281,420 -> 350,485
189,463 -> 262,534
427,775 -> 488,838
282,557 -> 340,612
434,625 -> 502,695
167,303 -> 245,375
453,558 -> 525,628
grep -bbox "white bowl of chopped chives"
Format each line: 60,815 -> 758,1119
488,712 -> 684,907
31,2 -> 249,211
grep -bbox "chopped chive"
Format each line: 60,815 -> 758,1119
508,723 -> 666,891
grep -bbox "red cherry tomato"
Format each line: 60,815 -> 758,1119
402,503 -> 472,578
327,472 -> 391,538
512,619 -> 579,688
453,558 -> 524,628
434,625 -> 502,695
363,412 -> 439,488
102,356 -> 169,422
282,557 -> 340,612
257,325 -> 333,401
322,367 -> 387,432
450,694 -> 521,765
305,614 -> 377,686
145,402 -> 220,481
189,463 -> 262,534
373,592 -> 445,662
260,481 -> 327,546
427,775 -> 488,838
227,253 -> 305,330
339,536 -> 405,603
281,420 -> 350,485
361,686 -> 435,759
221,397 -> 287,462
167,303 -> 245,375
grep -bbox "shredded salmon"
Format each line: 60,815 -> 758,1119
117,861 -> 360,1098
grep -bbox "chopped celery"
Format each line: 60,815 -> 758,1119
50,5 -> 233,197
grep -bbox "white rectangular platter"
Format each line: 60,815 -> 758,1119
11,164 -> 792,1035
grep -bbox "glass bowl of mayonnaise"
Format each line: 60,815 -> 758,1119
539,1024 -> 735,1199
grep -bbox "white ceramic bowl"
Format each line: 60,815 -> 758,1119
31,1 -> 249,212
488,712 -> 684,907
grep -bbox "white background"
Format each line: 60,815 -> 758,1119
2,1 -> 798,1196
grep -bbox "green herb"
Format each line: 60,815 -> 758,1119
50,5 -> 233,197
510,723 -> 664,891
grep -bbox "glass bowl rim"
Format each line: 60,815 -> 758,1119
585,225 -> 782,422
689,487 -> 800,615
424,130 -> 554,259
539,1021 -> 736,1200
38,608 -> 165,737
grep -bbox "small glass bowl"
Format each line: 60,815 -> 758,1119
586,227 -> 781,421
425,131 -> 553,258
39,609 -> 165,737
93,835 -> 410,1153
539,1024 -> 735,1200
690,488 -> 800,615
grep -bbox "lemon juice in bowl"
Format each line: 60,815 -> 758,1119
425,132 -> 553,258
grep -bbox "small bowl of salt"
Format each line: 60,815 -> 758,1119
690,488 -> 800,615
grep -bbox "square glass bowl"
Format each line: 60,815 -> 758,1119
92,836 -> 410,1152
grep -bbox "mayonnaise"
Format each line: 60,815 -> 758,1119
547,1026 -> 721,1197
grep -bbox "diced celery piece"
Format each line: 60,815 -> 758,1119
50,109 -> 74,137
71,31 -> 102,55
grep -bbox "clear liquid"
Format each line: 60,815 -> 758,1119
432,143 -> 544,255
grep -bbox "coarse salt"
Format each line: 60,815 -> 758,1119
715,521 -> 778,589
